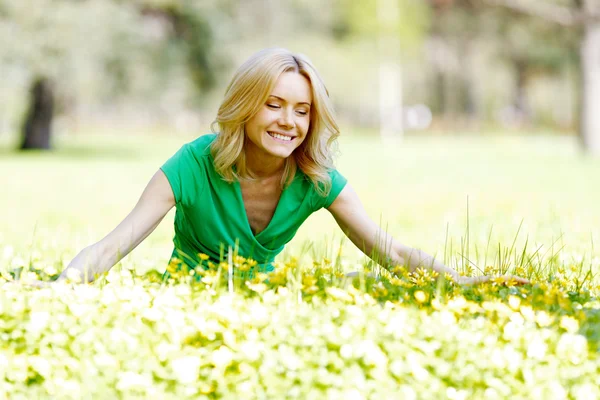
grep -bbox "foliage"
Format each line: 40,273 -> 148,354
0,0 -> 146,99
331,0 -> 430,48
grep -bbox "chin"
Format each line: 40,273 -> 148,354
266,148 -> 294,159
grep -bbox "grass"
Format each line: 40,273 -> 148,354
1,130 -> 598,277
1,130 -> 600,398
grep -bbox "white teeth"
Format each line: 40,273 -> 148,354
268,132 -> 293,141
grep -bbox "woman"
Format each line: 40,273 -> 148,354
52,48 -> 527,286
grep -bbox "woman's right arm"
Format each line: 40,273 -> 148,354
56,169 -> 175,283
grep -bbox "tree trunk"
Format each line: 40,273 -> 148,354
20,77 -> 54,150
579,20 -> 600,155
514,59 -> 532,124
460,39 -> 480,123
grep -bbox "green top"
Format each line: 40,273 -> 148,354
160,133 -> 347,275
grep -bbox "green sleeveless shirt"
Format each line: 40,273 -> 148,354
160,133 -> 347,276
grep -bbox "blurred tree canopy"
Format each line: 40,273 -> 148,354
0,0 -> 223,149
0,0 -> 598,154
475,0 -> 600,154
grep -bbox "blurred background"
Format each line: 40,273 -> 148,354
2,0 -> 598,146
1,0 -> 599,274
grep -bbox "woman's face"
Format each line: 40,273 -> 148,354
244,71 -> 312,164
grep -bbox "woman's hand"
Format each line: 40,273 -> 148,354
2,279 -> 49,289
455,275 -> 530,286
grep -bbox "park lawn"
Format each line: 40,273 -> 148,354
0,130 -> 599,399
1,130 -> 598,276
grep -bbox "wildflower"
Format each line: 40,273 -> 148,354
535,311 -> 553,327
504,277 -> 518,287
414,290 -> 428,304
491,276 -> 508,286
391,265 -> 408,276
246,282 -> 268,294
508,295 -> 521,310
372,282 -> 388,298
171,356 -> 201,384
559,316 -> 579,333
484,266 -> 497,275
211,346 -> 234,369
326,287 -> 353,302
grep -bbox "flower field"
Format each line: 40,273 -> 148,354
1,132 -> 599,399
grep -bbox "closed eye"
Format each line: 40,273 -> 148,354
267,104 -> 280,109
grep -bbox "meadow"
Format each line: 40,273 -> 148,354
0,131 -> 599,399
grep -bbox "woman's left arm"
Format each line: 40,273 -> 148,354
327,184 -> 528,285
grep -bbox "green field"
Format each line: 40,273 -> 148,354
2,131 -> 599,274
1,132 -> 599,398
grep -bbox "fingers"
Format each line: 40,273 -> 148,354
4,280 -> 54,289
512,276 -> 530,285
458,275 -> 530,286
27,280 -> 53,288
498,275 -> 530,285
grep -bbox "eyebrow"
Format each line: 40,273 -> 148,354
269,95 -> 311,107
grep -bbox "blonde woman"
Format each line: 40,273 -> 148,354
52,48 -> 527,285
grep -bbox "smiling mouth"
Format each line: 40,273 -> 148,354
267,131 -> 295,142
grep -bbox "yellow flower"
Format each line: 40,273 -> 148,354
233,255 -> 247,266
484,265 -> 499,275
246,258 -> 258,267
302,275 -> 318,288
198,253 -> 210,261
391,265 -> 407,276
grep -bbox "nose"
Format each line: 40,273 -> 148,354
278,108 -> 295,129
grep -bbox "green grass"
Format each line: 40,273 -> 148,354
1,131 -> 598,277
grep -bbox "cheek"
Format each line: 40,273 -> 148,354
247,110 -> 270,130
300,118 -> 310,134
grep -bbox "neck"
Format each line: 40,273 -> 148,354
245,150 -> 286,179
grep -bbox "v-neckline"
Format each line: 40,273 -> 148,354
234,178 -> 286,241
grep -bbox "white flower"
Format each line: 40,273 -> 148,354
171,356 -> 201,384
26,311 -> 50,334
211,346 -> 234,369
240,341 -> 261,362
526,341 -> 547,360
116,371 -> 152,390
340,344 -> 353,360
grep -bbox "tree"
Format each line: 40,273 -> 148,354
426,0 -> 576,130
331,0 -> 430,136
427,0 -> 487,124
0,0 -> 220,151
0,0 -> 146,150
481,0 -> 600,154
21,78 -> 54,149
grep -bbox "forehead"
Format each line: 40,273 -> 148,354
270,72 -> 312,104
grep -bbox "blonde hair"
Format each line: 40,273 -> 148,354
210,48 -> 340,196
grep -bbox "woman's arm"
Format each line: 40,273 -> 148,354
55,169 -> 176,283
327,184 -> 528,285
